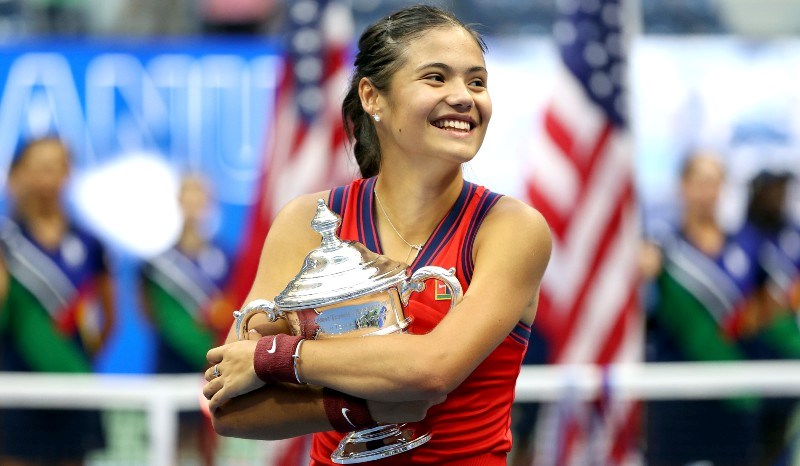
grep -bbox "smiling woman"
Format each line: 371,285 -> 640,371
202,5 -> 551,466
361,26 -> 492,174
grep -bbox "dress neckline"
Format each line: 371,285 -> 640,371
364,176 -> 473,270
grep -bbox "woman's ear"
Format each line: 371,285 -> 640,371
358,77 -> 380,115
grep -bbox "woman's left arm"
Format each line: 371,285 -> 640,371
207,197 -> 551,407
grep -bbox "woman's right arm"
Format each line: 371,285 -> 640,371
212,384 -> 327,440
212,382 -> 438,440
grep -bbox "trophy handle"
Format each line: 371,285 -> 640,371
400,266 -> 463,311
232,299 -> 284,341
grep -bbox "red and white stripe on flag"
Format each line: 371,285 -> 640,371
525,0 -> 643,465
226,0 -> 358,309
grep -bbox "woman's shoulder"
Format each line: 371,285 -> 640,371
475,195 -> 552,259
273,188 -> 331,219
481,195 -> 550,235
266,190 -> 334,246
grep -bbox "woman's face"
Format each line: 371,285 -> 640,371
376,26 -> 492,167
9,140 -> 70,205
681,156 -> 724,219
178,175 -> 211,223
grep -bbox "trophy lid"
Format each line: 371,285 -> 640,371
273,199 -> 409,310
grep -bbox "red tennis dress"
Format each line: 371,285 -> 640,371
309,177 -> 531,465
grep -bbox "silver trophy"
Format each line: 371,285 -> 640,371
233,199 -> 462,464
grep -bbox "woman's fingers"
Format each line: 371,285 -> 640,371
204,363 -> 222,382
208,386 -> 231,411
206,345 -> 223,365
203,377 -> 222,400
201,339 -> 264,409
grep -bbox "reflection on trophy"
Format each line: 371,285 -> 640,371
233,199 -> 462,464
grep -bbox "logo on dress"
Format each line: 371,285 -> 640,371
434,280 -> 452,300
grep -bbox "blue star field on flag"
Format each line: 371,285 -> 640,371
286,0 -> 330,123
554,0 -> 626,127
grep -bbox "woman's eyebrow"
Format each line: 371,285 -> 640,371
415,62 -> 487,74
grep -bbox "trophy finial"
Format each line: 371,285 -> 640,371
312,199 -> 343,251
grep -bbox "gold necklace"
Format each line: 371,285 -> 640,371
374,189 -> 424,262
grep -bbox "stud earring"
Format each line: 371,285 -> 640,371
372,113 -> 380,122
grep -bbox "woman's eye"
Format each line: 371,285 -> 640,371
425,74 -> 444,82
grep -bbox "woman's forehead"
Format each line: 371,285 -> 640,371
17,141 -> 69,167
401,27 -> 486,68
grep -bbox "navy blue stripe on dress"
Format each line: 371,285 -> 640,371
411,181 -> 476,272
509,321 -> 531,346
359,177 -> 379,252
328,185 -> 348,217
461,190 -> 503,283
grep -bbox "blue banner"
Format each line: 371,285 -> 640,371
0,38 -> 284,372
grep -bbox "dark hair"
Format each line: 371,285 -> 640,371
342,5 -> 487,178
745,170 -> 793,232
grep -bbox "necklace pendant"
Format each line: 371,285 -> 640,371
412,244 -> 423,251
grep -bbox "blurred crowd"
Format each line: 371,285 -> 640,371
0,137 -> 231,465
0,0 -> 731,39
639,153 -> 800,466
506,151 -> 800,466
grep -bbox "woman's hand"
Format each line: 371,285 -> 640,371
367,395 -> 447,425
204,336 -> 265,411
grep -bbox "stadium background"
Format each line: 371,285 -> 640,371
1,0 -> 799,464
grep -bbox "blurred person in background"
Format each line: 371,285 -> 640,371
736,170 -> 800,465
138,173 -> 232,466
642,152 -> 763,466
0,136 -> 115,466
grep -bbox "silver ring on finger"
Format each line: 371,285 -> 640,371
213,364 -> 220,378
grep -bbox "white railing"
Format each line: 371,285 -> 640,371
515,360 -> 800,401
3,361 -> 800,465
0,373 -> 202,466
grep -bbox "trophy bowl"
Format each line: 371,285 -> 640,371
233,199 -> 462,464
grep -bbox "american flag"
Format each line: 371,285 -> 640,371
525,0 -> 642,464
226,0 -> 357,308
221,2 -> 355,463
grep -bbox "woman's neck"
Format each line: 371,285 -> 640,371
177,221 -> 207,256
17,204 -> 68,249
683,215 -> 724,256
373,168 -> 463,260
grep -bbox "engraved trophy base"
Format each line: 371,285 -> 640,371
331,424 -> 431,464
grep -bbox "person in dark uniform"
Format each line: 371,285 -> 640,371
737,170 -> 800,465
0,136 -> 115,466
644,153 -> 762,466
139,173 -> 232,465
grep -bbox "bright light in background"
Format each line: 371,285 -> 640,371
70,153 -> 181,258
465,37 -> 556,198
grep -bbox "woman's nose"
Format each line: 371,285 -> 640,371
446,83 -> 473,111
